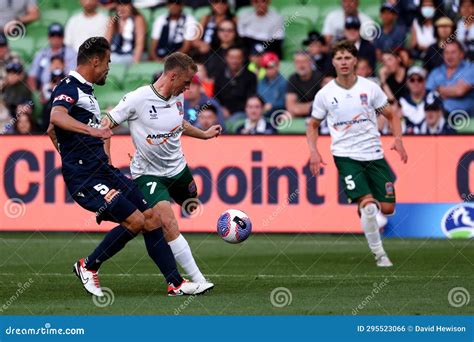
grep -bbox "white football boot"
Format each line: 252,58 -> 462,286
73,258 -> 104,297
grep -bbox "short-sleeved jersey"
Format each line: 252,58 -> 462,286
108,85 -> 186,179
51,70 -> 108,174
311,76 -> 388,161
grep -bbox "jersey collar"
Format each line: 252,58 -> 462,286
150,84 -> 171,101
69,70 -> 94,87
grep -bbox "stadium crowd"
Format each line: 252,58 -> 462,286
0,0 -> 473,135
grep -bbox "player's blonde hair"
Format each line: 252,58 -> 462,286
164,52 -> 197,74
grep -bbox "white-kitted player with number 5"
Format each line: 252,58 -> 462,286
306,41 -> 408,267
103,52 -> 220,291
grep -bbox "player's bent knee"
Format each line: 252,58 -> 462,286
381,203 -> 395,215
143,209 -> 162,231
123,212 -> 146,233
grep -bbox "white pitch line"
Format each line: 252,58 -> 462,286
0,272 -> 465,279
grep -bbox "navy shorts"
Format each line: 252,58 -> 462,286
64,164 -> 149,224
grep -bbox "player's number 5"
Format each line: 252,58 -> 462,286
344,175 -> 356,190
93,183 -> 110,195
146,182 -> 157,195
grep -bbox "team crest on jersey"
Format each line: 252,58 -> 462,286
360,93 -> 368,106
385,182 -> 394,196
188,180 -> 197,194
176,101 -> 184,116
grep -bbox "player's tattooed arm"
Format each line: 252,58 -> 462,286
50,106 -> 113,139
306,117 -> 327,176
378,104 -> 408,164
182,120 -> 222,140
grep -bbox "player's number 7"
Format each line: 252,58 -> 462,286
146,182 -> 157,195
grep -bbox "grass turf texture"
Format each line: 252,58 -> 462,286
0,232 -> 472,315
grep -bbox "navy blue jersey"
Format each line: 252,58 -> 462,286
50,71 -> 109,175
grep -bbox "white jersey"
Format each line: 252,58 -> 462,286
311,76 -> 388,161
108,85 -> 187,179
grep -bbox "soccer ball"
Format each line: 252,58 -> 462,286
217,209 -> 252,244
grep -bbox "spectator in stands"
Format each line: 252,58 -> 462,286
150,0 -> 197,61
343,16 -> 376,72
2,62 -> 32,116
183,74 -> 225,127
408,0 -> 437,60
40,56 -> 66,130
204,19 -> 242,79
196,104 -> 220,131
105,0 -> 146,64
356,58 -> 379,85
457,0 -> 474,61
424,16 -> 455,72
426,40 -> 474,117
285,51 -> 323,117
237,0 -> 284,58
236,95 -> 275,134
11,103 -> 37,135
303,31 -> 333,77
195,62 -> 214,97
389,0 -> 419,29
0,0 -> 39,28
374,4 -> 407,60
379,49 -> 408,103
322,0 -> 372,44
65,0 -> 109,51
28,23 -> 76,92
0,32 -> 21,91
257,52 -> 286,115
193,0 -> 235,56
419,94 -> 454,134
0,99 -> 10,133
399,66 -> 428,133
213,45 -> 257,120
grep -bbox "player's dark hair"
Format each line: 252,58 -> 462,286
246,94 -> 265,107
164,52 -> 198,73
77,37 -> 110,65
332,40 -> 358,58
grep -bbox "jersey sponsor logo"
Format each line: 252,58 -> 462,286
331,97 -> 339,108
360,93 -> 368,106
149,105 -> 158,119
176,101 -> 184,116
53,94 -> 75,104
333,113 -> 370,131
145,125 -> 184,145
441,204 -> 474,238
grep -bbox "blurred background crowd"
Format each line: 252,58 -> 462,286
0,0 -> 473,135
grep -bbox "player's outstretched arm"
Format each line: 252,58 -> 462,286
50,106 -> 113,139
182,120 -> 222,140
379,105 -> 408,164
306,117 -> 327,176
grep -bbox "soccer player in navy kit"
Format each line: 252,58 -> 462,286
47,37 -> 207,297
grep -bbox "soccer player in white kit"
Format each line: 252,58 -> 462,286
103,52 -> 221,292
306,41 -> 408,267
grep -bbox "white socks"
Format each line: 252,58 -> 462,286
376,211 -> 388,228
168,234 -> 206,283
361,203 -> 386,258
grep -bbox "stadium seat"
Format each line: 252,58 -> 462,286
279,5 -> 318,27
225,118 -> 245,134
282,17 -> 312,60
55,1 -> 82,13
194,7 -> 211,20
279,60 -> 295,79
277,117 -> 307,134
39,9 -> 70,26
8,37 -> 36,62
123,62 -> 164,91
106,64 -> 128,89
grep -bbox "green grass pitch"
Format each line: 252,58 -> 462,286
0,232 -> 472,315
